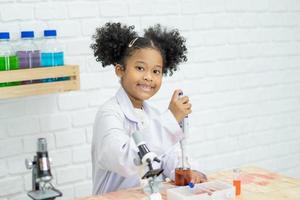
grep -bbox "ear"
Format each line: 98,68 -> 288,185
115,64 -> 125,78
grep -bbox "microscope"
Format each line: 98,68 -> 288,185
132,131 -> 164,200
25,138 -> 62,200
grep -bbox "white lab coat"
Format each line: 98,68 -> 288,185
92,86 -> 184,195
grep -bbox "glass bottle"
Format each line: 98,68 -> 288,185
16,31 -> 40,84
175,155 -> 192,186
233,168 -> 241,196
0,32 -> 20,87
41,30 -> 65,82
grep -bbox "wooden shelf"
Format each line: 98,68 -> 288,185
0,65 -> 80,99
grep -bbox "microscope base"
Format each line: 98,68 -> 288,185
148,192 -> 162,200
27,188 -> 62,200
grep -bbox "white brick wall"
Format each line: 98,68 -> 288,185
0,0 -> 300,199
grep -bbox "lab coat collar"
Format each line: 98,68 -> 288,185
116,86 -> 153,123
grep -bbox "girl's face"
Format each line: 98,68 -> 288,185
116,48 -> 163,108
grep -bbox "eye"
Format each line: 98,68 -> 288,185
153,69 -> 161,75
135,66 -> 144,71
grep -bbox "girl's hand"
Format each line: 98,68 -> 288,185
168,90 -> 192,122
190,170 -> 208,184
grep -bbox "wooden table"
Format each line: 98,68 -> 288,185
77,166 -> 300,200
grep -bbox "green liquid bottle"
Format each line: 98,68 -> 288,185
0,32 -> 20,87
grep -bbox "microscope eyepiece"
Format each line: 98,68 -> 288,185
37,138 -> 47,152
36,138 -> 52,182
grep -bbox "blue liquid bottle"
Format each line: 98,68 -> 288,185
41,30 -> 65,82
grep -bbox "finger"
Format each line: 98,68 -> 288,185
200,173 -> 208,182
184,108 -> 192,115
192,171 -> 207,183
190,178 -> 195,184
190,172 -> 199,184
179,96 -> 189,104
190,177 -> 198,184
193,176 -> 201,183
192,176 -> 199,184
171,89 -> 182,101
198,177 -> 203,183
183,104 -> 192,113
184,103 -> 192,109
201,172 -> 208,181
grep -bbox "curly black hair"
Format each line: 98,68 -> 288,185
90,22 -> 187,76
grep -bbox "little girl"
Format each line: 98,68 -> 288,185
90,22 -> 206,195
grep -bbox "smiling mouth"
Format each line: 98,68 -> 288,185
137,84 -> 154,92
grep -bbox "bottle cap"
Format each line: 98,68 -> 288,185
21,31 -> 34,38
188,182 -> 194,188
44,30 -> 57,37
0,32 -> 10,39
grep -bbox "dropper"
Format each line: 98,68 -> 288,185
178,91 -> 189,169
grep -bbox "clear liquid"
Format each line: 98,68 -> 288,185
0,55 -> 20,87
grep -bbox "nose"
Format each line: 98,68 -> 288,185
143,71 -> 152,81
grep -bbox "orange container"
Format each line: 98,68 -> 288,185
175,168 -> 192,186
233,179 -> 241,195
